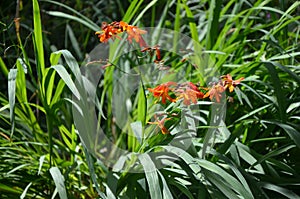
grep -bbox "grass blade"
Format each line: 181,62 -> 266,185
259,182 -> 300,199
196,159 -> 254,199
122,0 -> 143,23
250,144 -> 296,169
51,65 -> 80,100
66,24 -> 83,60
20,182 -> 32,199
49,167 -> 68,199
206,0 -> 222,50
46,11 -> 98,31
139,153 -> 162,199
32,0 -> 45,76
0,57 -> 8,78
42,0 -> 99,29
262,120 -> 300,148
83,147 -> 107,199
8,69 -> 17,137
16,58 -> 28,103
264,62 -> 287,122
157,170 -> 173,199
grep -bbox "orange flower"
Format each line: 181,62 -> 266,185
148,82 -> 177,104
176,82 -> 204,105
125,25 -> 147,47
148,115 -> 171,134
203,83 -> 225,103
95,21 -> 124,43
221,74 -> 244,92
96,21 -> 147,47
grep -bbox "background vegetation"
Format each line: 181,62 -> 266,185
0,0 -> 299,198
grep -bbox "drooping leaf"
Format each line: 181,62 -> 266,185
49,167 -> 68,199
51,65 -> 80,100
139,153 -> 162,199
262,120 -> 300,148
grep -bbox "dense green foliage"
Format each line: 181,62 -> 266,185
1,0 -> 299,198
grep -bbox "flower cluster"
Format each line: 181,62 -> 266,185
147,74 -> 243,106
203,74 -> 244,102
95,21 -> 147,47
147,75 -> 244,134
96,21 -> 168,68
147,81 -> 204,106
147,82 -> 177,104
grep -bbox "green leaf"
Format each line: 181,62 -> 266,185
157,170 -> 173,199
287,102 -> 300,113
42,0 -> 99,30
51,65 -> 80,100
20,182 -> 32,199
172,0 -> 181,53
182,1 -> 203,79
161,146 -> 201,176
167,177 -> 194,199
32,0 -> 45,76
236,142 -> 264,173
260,182 -> 300,199
137,84 -> 147,125
59,125 -> 72,149
130,121 -> 143,144
250,144 -> 296,168
196,159 -> 254,199
0,183 -> 22,194
43,68 -> 56,105
269,52 -> 300,61
46,11 -> 98,31
0,56 -> 9,78
206,0 -> 222,50
51,79 -> 65,105
15,58 -> 28,106
265,61 -> 300,85
50,51 -> 62,66
139,153 -> 162,199
122,0 -> 143,23
234,87 -> 253,108
83,147 -> 107,199
264,62 -> 287,122
54,50 -> 82,82
38,155 -> 46,175
235,104 -> 272,123
205,171 -> 240,199
211,151 -> 253,195
0,104 -> 9,112
66,24 -> 83,60
262,120 -> 300,148
50,167 -> 68,199
132,0 -> 158,25
8,69 -> 17,136
104,183 -> 116,199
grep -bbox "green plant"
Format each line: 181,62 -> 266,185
0,0 -> 299,198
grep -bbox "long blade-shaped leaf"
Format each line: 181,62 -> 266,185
49,167 -> 68,199
32,0 -> 45,76
262,120 -> 300,148
196,159 -> 254,199
264,62 -> 287,122
51,65 -> 80,100
139,153 -> 162,199
8,69 -> 17,136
